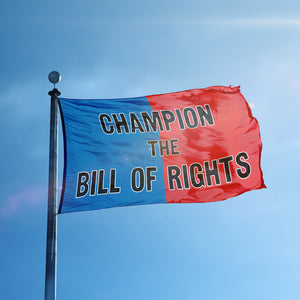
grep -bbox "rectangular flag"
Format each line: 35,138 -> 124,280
58,86 -> 265,214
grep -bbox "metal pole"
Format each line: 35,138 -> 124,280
45,72 -> 61,300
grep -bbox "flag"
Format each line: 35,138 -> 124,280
58,86 -> 265,214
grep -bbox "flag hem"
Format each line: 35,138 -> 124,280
57,99 -> 67,214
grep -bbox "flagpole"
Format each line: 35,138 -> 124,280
45,71 -> 61,300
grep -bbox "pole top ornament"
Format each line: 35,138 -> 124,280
48,71 -> 61,87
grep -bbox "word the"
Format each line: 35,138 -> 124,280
147,139 -> 180,156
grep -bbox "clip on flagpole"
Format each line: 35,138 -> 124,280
45,71 -> 61,300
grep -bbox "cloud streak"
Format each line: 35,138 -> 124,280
171,18 -> 300,27
215,18 -> 300,26
0,187 -> 46,217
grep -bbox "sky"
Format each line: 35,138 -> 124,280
1,1 -> 300,299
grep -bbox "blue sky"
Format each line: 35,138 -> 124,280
1,1 -> 300,299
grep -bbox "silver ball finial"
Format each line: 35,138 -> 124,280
48,71 -> 61,86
